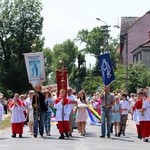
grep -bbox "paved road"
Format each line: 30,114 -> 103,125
0,118 -> 149,150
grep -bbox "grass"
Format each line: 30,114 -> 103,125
0,116 -> 11,130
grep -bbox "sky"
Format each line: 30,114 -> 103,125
41,0 -> 150,67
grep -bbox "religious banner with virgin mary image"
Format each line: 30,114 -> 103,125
24,52 -> 46,87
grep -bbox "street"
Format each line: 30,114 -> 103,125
0,118 -> 149,150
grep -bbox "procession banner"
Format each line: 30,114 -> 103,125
98,53 -> 115,86
56,69 -> 68,97
24,52 -> 46,87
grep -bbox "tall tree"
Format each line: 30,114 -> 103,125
76,27 -> 104,56
52,39 -> 78,75
76,27 -> 120,89
0,0 -> 44,94
69,51 -> 86,92
43,48 -> 54,85
111,63 -> 150,94
82,76 -> 102,94
128,63 -> 150,93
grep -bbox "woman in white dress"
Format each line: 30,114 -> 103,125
76,90 -> 88,136
0,102 -> 4,125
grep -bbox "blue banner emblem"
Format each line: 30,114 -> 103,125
98,53 -> 115,86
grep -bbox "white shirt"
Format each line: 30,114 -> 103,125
0,103 -> 4,122
25,97 -> 33,122
54,99 -> 72,121
129,97 -> 134,103
141,99 -> 150,121
92,101 -> 99,109
120,100 -> 130,115
10,101 -> 26,123
133,109 -> 140,125
25,97 -> 32,108
68,94 -> 77,110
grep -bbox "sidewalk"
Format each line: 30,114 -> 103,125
2,113 -> 11,121
127,114 -> 136,130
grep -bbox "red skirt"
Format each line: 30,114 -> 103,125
58,121 -> 70,134
140,121 -> 149,138
12,122 -> 24,134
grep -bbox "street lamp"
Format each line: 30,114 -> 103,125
96,18 -> 108,26
114,25 -> 129,94
96,18 -> 111,52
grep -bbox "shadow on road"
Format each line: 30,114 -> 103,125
111,137 -> 135,142
84,132 -> 97,137
0,138 -> 9,140
43,136 -> 78,141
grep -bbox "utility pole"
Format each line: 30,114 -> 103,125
96,18 -> 110,52
100,25 -> 111,52
77,52 -> 81,93
114,25 -> 129,94
125,32 -> 129,94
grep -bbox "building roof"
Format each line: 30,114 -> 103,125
120,11 -> 150,54
131,40 -> 150,53
120,10 -> 150,35
120,17 -> 140,35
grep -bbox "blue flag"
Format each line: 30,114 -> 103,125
98,53 -> 115,86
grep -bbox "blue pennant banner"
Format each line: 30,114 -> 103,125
98,53 -> 115,86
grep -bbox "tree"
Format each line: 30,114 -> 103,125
43,47 -> 54,85
111,64 -> 126,92
82,76 -> 103,94
69,51 -> 86,92
91,60 -> 101,77
109,38 -> 121,69
76,27 -> 104,56
128,63 -> 150,93
52,39 -> 78,75
110,63 -> 150,94
0,0 -> 44,94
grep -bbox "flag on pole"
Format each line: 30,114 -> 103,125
24,52 -> 46,87
98,53 -> 115,86
56,69 -> 68,97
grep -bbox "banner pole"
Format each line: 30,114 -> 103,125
34,89 -> 39,119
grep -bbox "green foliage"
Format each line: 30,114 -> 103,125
82,76 -> 103,94
91,60 -> 101,77
69,51 -> 86,92
128,63 -> 150,93
43,47 -> 54,84
69,64 -> 78,88
108,38 -> 121,69
76,27 -> 104,56
52,39 -> 78,75
1,1 -> 149,97
110,63 -> 150,94
0,0 -> 43,94
111,64 -> 126,91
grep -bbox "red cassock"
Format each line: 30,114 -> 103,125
133,99 -> 142,137
133,99 -> 142,110
54,97 -> 72,134
9,100 -> 26,135
140,99 -> 150,138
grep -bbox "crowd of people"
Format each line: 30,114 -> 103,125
0,86 -> 150,142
